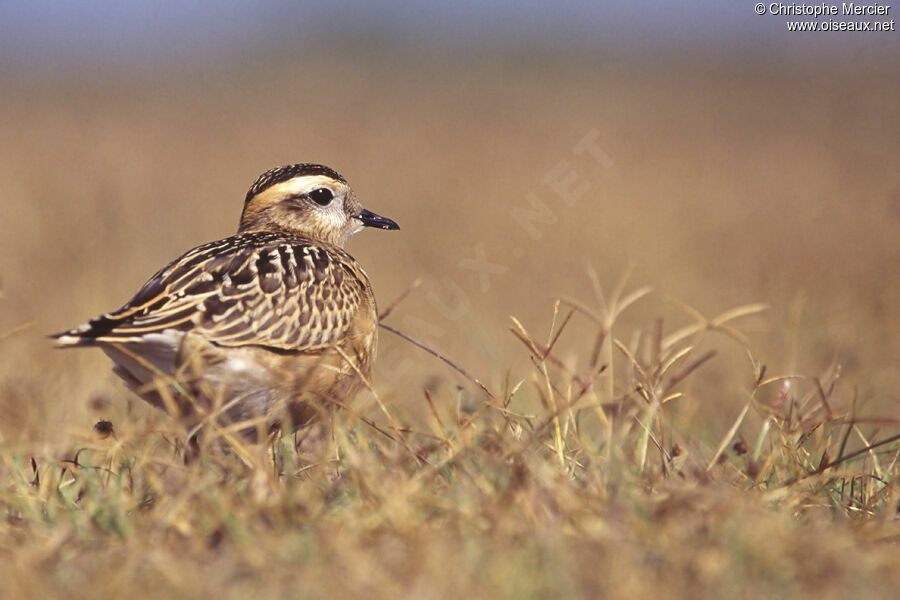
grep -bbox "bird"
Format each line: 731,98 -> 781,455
51,163 -> 399,442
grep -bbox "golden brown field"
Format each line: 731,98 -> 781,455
1,44 -> 898,598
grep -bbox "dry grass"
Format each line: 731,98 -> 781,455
1,44 -> 898,598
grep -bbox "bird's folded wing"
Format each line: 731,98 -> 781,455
53,234 -> 367,352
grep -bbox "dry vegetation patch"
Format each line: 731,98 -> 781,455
2,281 -> 897,599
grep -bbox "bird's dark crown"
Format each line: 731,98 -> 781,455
245,163 -> 347,204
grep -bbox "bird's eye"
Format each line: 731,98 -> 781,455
308,188 -> 334,206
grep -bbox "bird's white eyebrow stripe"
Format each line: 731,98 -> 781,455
267,175 -> 342,198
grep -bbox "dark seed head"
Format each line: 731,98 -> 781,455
93,420 -> 115,439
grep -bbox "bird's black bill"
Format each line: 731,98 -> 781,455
357,209 -> 400,230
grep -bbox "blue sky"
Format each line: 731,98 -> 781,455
0,1 -> 895,69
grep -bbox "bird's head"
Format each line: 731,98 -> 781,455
239,163 -> 399,246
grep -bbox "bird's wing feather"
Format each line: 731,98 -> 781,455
52,233 -> 368,352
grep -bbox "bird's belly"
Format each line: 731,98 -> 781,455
103,329 -> 374,437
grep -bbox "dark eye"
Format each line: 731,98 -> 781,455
308,187 -> 334,206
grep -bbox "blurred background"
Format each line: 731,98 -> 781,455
1,2 -> 898,443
